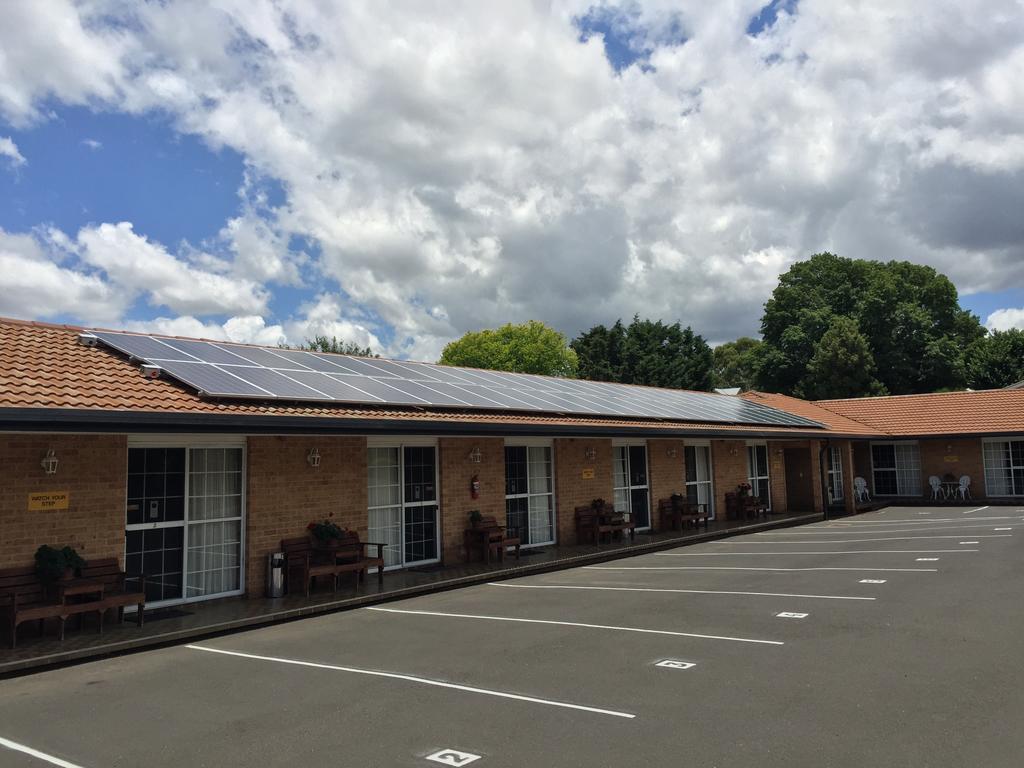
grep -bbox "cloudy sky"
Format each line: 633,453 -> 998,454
1,0 -> 1023,360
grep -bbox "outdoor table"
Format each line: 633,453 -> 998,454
464,526 -> 505,563
941,481 -> 959,500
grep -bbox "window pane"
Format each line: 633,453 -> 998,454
628,446 -> 648,486
613,447 -> 628,489
505,446 -> 528,496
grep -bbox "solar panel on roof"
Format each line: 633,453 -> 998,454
89,330 -> 824,428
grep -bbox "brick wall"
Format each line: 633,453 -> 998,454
711,439 -> 749,517
0,434 -> 126,569
438,437 -> 505,565
554,438 -> 613,544
648,439 -> 686,525
245,436 -> 367,595
919,437 -> 986,499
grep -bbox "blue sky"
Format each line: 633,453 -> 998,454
1,1 -> 1023,358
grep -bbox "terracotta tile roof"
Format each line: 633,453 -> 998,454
816,389 -> 1024,437
740,391 -> 881,436
0,317 -> 831,437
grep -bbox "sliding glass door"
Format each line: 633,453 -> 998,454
685,444 -> 715,519
505,444 -> 555,546
613,444 -> 651,529
871,442 -> 921,496
368,445 -> 439,568
126,444 -> 244,606
747,443 -> 771,510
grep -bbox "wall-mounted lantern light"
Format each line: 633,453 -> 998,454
584,447 -> 597,461
468,447 -> 483,464
666,447 -> 678,458
307,447 -> 321,468
40,448 -> 58,475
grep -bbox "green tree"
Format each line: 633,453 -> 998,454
712,337 -> 763,390
803,317 -> 885,399
759,252 -> 984,397
298,335 -> 377,357
439,320 -> 578,377
967,329 -> 1024,389
571,320 -> 626,382
571,315 -> 714,390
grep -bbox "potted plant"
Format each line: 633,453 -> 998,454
34,544 -> 85,584
737,482 -> 752,499
307,515 -> 346,548
468,510 -> 483,528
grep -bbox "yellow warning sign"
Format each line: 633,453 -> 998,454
28,491 -> 70,511
581,468 -> 595,479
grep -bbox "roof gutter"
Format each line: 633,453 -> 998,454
0,407 -> 849,440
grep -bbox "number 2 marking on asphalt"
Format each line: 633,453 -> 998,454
426,749 -> 482,766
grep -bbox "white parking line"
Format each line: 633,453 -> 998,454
758,524 -> 1014,535
588,565 -> 938,572
488,583 -> 876,601
0,736 -> 85,768
366,607 -> 784,646
818,513 -> 1004,525
655,550 -> 976,556
186,645 -> 636,719
718,535 -> 1009,544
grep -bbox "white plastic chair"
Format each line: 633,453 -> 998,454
928,475 -> 945,501
957,475 -> 972,501
854,477 -> 870,503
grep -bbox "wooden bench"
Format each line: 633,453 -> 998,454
79,558 -> 146,629
0,565 -> 126,648
464,516 -> 521,564
575,505 -> 637,545
282,533 -> 386,597
657,497 -> 711,532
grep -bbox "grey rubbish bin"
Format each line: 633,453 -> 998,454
266,552 -> 285,598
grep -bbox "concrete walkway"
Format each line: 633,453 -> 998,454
0,511 -> 819,675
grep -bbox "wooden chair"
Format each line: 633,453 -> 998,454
0,565 -> 64,648
464,516 -> 521,563
657,497 -> 710,531
575,504 -> 636,545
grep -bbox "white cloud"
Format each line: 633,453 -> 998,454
0,229 -> 125,323
986,307 -> 1024,332
75,222 -> 269,316
1,1 -> 1024,355
0,136 -> 26,168
81,138 -> 102,150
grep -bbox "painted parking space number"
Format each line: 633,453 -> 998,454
916,558 -> 939,561
859,579 -> 886,584
426,749 -> 482,766
655,659 -> 696,670
776,612 -> 808,619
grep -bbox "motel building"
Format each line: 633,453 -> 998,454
2,315 -> 1024,615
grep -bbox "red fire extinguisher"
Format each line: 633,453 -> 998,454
470,474 -> 481,499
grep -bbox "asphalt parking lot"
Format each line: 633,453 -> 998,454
3,504 -> 1023,768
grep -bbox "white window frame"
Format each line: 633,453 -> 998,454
870,441 -> 922,497
612,440 -> 652,530
683,441 -> 716,520
983,437 -> 1024,497
504,439 -> 557,548
367,438 -> 441,570
125,435 -> 246,608
827,446 -> 844,503
746,441 -> 772,511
